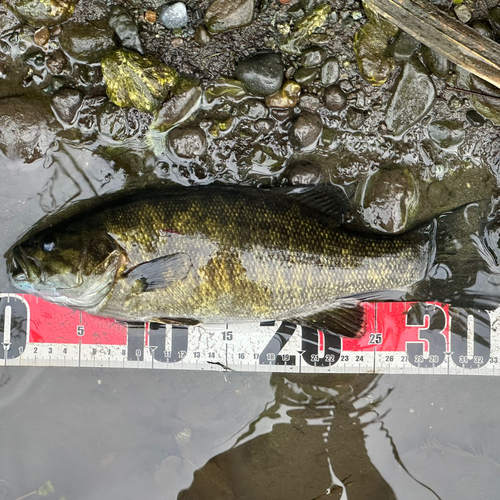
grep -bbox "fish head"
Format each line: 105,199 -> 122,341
7,222 -> 125,309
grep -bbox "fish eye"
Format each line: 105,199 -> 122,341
42,241 -> 56,252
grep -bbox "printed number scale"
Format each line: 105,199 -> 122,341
0,293 -> 498,375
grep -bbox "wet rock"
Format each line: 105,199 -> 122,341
109,5 -> 144,54
357,167 -> 418,234
265,80 -> 301,108
159,2 -> 188,29
290,111 -> 322,149
205,78 -> 248,102
271,108 -> 294,121
46,50 -> 69,75
300,46 -> 327,68
0,95 -> 61,162
428,120 -> 465,149
346,107 -> 366,130
194,25 -> 211,46
320,57 -> 339,86
235,53 -> 284,97
489,7 -> 500,36
353,19 -> 397,86
391,30 -> 419,61
323,85 -> 347,112
470,75 -> 500,126
60,22 -> 115,64
205,0 -> 254,34
466,109 -> 485,127
287,160 -> 322,185
293,67 -> 319,86
298,93 -> 320,112
168,126 -> 206,158
280,4 -> 330,55
102,49 -> 177,114
421,45 -> 449,79
254,118 -> 273,134
385,57 -> 436,136
33,27 -> 50,47
240,99 -> 267,119
51,88 -> 82,124
145,10 -> 156,24
153,85 -> 202,132
4,0 -> 77,26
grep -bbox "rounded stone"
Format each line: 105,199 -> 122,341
320,57 -> 339,86
46,50 -> 69,75
159,2 -> 188,29
323,85 -> 347,112
358,167 -> 418,234
235,52 -> 284,97
287,161 -> 322,185
466,109 -> 485,127
300,46 -> 327,68
59,22 -> 115,63
204,0 -> 254,34
194,25 -> 211,46
254,118 -> 273,134
428,120 -> 465,149
109,5 -> 143,54
290,111 -> 323,149
293,67 -> 319,86
240,99 -> 268,119
298,93 -> 320,112
168,126 -> 207,158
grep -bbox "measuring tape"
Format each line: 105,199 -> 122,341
0,293 -> 498,375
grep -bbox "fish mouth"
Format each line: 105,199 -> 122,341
7,246 -> 41,289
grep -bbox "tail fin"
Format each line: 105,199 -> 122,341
412,198 -> 500,308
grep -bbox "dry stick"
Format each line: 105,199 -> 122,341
364,0 -> 500,89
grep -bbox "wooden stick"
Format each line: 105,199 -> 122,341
364,0 -> 500,88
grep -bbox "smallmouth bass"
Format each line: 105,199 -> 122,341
6,186 -> 432,337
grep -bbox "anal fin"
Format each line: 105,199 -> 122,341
292,301 -> 367,339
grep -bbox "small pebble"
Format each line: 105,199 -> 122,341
287,161 -> 322,185
293,67 -> 319,86
454,4 -> 471,24
171,37 -> 183,47
159,2 -> 188,29
34,27 -> 50,47
194,25 -> 210,45
320,57 -> 339,86
254,118 -> 274,134
323,85 -> 347,112
168,125 -> 206,158
145,10 -> 157,23
298,93 -> 320,112
290,111 -> 323,149
466,109 -> 485,127
300,46 -> 327,68
46,50 -> 68,74
271,108 -> 295,121
346,107 -> 366,129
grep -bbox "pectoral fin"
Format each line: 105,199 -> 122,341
125,253 -> 192,292
293,301 -> 367,338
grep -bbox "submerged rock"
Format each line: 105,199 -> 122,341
391,31 -> 419,61
60,22 -> 115,63
0,95 -> 61,162
357,167 -> 418,234
428,120 -> 465,149
293,67 -> 319,86
466,109 -> 485,127
287,160 -> 322,185
168,126 -> 206,158
346,107 -> 366,130
51,88 -> 83,124
159,2 -> 188,29
204,0 -> 254,34
385,57 -> 436,136
102,49 -> 177,114
353,20 -> 396,86
109,5 -> 144,54
421,45 -> 449,79
153,84 -> 202,132
4,0 -> 77,26
235,53 -> 284,97
290,111 -> 322,149
300,46 -> 327,68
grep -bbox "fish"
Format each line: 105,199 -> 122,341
6,185 -> 435,338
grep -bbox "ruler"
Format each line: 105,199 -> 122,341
0,293 -> 498,375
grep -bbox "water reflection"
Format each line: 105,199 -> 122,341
180,374 -> 396,500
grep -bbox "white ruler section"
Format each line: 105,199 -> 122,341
0,293 -> 498,375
